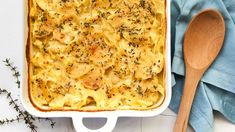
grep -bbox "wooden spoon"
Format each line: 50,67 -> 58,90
174,9 -> 225,132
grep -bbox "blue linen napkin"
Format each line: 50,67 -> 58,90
169,0 -> 235,132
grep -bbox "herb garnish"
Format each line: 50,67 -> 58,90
3,59 -> 20,88
1,58 -> 56,132
140,0 -> 145,8
136,85 -> 143,95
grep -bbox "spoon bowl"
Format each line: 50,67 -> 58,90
174,9 -> 225,132
184,10 -> 225,69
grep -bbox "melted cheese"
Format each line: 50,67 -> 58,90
29,0 -> 166,110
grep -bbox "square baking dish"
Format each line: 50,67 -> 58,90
21,0 -> 171,131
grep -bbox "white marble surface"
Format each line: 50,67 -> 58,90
0,0 -> 235,132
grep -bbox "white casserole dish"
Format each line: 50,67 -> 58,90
21,0 -> 171,131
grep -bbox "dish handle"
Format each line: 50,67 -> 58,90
72,116 -> 117,132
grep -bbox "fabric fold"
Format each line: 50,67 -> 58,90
170,0 -> 235,131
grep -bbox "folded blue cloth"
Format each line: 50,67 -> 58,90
169,0 -> 235,132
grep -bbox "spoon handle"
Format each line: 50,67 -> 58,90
173,68 -> 203,132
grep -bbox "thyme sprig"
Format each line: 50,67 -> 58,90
37,118 -> 56,128
0,116 -> 23,125
0,88 -> 37,132
3,58 -> 20,88
0,58 -> 56,132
